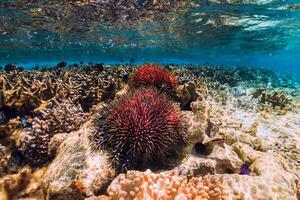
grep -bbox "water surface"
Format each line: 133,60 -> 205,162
0,0 -> 299,72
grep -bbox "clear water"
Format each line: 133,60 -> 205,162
0,0 -> 299,73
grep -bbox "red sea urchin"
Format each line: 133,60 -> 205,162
90,88 -> 187,171
129,64 -> 177,95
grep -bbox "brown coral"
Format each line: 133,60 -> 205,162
252,88 -> 293,112
18,99 -> 88,167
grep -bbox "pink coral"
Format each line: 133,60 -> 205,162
99,169 -> 222,200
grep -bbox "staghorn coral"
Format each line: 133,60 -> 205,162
19,99 -> 88,167
90,88 -> 188,171
96,169 -> 222,200
129,64 -> 177,95
0,66 -> 128,114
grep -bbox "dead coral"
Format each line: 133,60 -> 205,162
220,143 -> 298,200
0,166 -> 46,200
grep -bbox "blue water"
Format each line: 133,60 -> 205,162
0,0 -> 299,73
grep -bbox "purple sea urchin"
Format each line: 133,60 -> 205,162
90,88 -> 187,171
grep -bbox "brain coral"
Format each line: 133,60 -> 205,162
129,64 -> 177,95
90,88 -> 187,171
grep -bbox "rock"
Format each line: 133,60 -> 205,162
175,155 -> 217,177
177,81 -> 199,110
208,144 -> 243,173
220,143 -> 298,200
41,122 -> 116,200
48,133 -> 68,157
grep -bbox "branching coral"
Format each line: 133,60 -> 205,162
95,169 -> 222,200
252,88 -> 293,112
0,67 -> 127,114
91,88 -> 187,171
129,64 -> 177,95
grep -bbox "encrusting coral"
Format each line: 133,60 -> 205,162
89,169 -> 222,200
90,87 -> 188,171
129,64 -> 177,95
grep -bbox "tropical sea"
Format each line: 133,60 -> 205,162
0,1 -> 300,200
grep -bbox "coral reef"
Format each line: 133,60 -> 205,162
95,169 -> 222,200
0,64 -> 299,200
0,66 -> 128,114
90,88 -> 187,171
18,99 -> 88,167
129,64 -> 177,95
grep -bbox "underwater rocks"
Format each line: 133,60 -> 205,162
220,143 -> 298,199
88,142 -> 298,200
42,121 -> 115,200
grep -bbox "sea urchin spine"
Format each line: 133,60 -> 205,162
129,64 -> 177,95
90,88 -> 187,171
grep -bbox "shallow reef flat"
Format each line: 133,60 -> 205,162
0,63 -> 299,200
